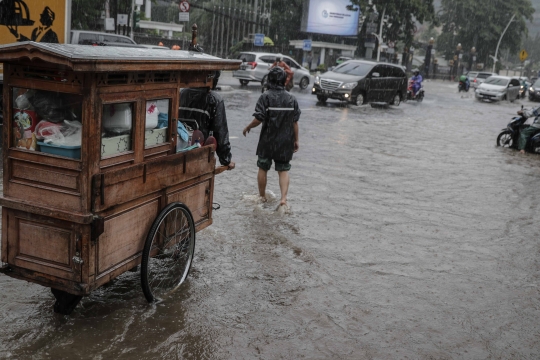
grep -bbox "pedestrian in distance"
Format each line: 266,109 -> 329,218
243,67 -> 300,209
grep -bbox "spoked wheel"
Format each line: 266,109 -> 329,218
141,202 -> 195,303
497,130 -> 514,148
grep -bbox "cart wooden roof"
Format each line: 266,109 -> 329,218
0,42 -> 241,72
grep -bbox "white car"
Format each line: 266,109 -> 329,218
475,76 -> 520,102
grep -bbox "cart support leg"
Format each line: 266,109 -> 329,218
51,288 -> 83,315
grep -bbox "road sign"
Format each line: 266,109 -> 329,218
302,39 -> 312,51
179,12 -> 190,22
179,1 -> 190,12
254,33 -> 265,46
105,18 -> 115,31
117,14 -> 128,26
520,49 -> 528,62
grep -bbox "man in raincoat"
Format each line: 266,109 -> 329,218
517,107 -> 540,154
179,71 -> 235,169
243,67 -> 301,208
411,69 -> 423,97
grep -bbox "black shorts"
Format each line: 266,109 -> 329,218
257,156 -> 291,171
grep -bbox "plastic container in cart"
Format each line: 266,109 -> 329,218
37,141 -> 81,159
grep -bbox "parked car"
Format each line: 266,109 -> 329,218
312,60 -> 407,106
475,76 -> 520,102
232,52 -> 311,89
471,71 -> 497,89
528,78 -> 540,101
70,30 -> 143,48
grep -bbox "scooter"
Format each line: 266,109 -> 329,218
406,79 -> 424,102
497,107 -> 540,153
458,77 -> 470,92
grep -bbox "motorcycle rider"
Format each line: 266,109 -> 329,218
269,54 -> 294,91
517,107 -> 540,154
410,69 -> 423,97
459,74 -> 470,91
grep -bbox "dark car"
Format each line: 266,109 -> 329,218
312,60 -> 407,106
529,78 -> 540,102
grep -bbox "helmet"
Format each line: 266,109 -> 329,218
268,67 -> 287,86
413,69 -> 420,75
275,54 -> 283,62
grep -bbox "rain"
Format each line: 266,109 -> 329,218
1,0 -> 540,358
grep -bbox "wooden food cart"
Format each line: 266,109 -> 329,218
0,40 -> 240,314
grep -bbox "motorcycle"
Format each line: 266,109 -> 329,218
458,77 -> 470,92
497,107 -> 540,154
406,79 -> 424,102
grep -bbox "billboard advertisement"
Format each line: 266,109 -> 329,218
301,0 -> 360,36
0,0 -> 68,44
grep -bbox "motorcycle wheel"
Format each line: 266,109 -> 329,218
354,93 -> 365,106
417,93 -> 424,102
497,130 -> 514,148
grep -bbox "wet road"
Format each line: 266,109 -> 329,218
2,75 -> 540,359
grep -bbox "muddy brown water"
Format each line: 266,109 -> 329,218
1,78 -> 540,358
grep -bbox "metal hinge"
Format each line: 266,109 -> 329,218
72,256 -> 84,265
91,215 -> 105,243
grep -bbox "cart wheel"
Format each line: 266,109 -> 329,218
141,202 -> 195,302
51,288 -> 83,315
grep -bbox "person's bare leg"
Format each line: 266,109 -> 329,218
278,171 -> 289,206
258,168 -> 268,201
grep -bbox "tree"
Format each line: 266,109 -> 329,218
438,0 -> 534,66
71,0 -> 107,30
351,0 -> 437,48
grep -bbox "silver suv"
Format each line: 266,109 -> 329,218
233,52 -> 311,89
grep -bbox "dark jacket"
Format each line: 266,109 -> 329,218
179,88 -> 232,166
253,84 -> 301,162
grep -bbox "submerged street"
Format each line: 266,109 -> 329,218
1,76 -> 540,358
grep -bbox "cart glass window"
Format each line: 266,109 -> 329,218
102,102 -> 134,158
12,88 -> 83,159
144,99 -> 169,148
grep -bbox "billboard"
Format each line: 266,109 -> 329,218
301,0 -> 360,36
0,0 -> 68,44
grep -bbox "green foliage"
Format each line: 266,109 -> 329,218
316,63 -> 326,72
351,0 -> 437,46
438,0 -> 534,66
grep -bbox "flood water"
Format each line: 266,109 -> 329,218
1,76 -> 540,359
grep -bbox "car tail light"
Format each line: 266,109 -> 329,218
247,61 -> 257,69
473,79 -> 477,83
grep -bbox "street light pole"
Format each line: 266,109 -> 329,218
376,6 -> 386,62
492,13 -> 516,73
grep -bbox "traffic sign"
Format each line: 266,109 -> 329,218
302,39 -> 312,51
179,12 -> 190,22
520,49 -> 528,62
179,1 -> 190,12
254,33 -> 265,46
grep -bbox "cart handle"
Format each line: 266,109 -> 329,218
214,166 -> 230,175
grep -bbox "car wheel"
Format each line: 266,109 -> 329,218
299,76 -> 310,90
355,93 -> 365,106
239,80 -> 249,86
316,95 -> 327,103
390,92 -> 401,106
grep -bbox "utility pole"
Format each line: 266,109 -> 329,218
492,13 -> 516,73
376,6 -> 386,62
211,6 -> 216,55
